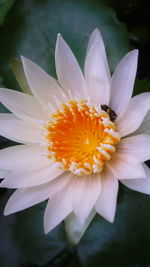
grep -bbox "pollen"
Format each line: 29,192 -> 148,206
46,100 -> 120,176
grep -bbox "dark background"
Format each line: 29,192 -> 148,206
0,0 -> 150,266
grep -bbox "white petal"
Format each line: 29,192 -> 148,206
0,88 -> 47,123
133,110 -> 150,135
44,174 -> 75,233
117,134 -> 150,162
65,209 -> 96,245
84,29 -> 110,105
121,164 -> 150,194
86,28 -> 110,79
107,152 -> 146,180
0,144 -> 45,169
116,93 -> 150,137
55,34 -> 87,99
0,163 -> 64,188
4,172 -> 71,215
110,50 -> 138,114
0,114 -> 44,143
21,56 -> 67,109
11,58 -> 31,95
73,175 -> 101,223
95,169 -> 118,222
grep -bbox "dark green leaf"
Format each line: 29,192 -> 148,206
0,0 -> 130,92
0,191 -> 20,267
0,194 -> 69,267
0,75 -> 9,112
13,203 -> 68,266
134,78 -> 150,95
0,0 -> 15,25
77,185 -> 150,266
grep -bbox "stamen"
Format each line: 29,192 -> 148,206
46,99 -> 121,175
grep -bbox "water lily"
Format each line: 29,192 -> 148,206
0,29 -> 150,245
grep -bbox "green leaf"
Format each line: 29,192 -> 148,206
0,75 -> 3,85
0,0 -> 130,91
134,78 -> 150,96
0,191 -> 20,267
0,75 -> 9,112
0,0 -> 15,25
77,184 -> 150,266
13,203 -> 68,266
0,194 -> 68,267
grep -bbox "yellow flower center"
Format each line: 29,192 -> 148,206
46,100 -> 120,176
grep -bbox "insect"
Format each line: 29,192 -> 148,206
101,105 -> 117,122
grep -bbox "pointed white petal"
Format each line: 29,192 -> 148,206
0,114 -> 43,143
21,56 -> 67,108
11,58 -> 31,95
65,209 -> 96,245
86,28 -> 110,79
0,88 -> 47,123
116,93 -> 150,137
0,163 -> 64,188
133,110 -> 150,135
84,29 -> 110,105
4,172 -> 70,215
95,169 -> 118,222
0,144 -> 46,169
117,134 -> 150,162
110,50 -> 138,114
73,175 -> 101,223
55,34 -> 87,99
107,152 -> 146,180
44,174 -> 75,233
121,164 -> 150,194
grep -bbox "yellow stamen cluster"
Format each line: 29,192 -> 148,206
46,100 -> 120,176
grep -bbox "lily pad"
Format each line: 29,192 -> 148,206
0,0 -> 130,91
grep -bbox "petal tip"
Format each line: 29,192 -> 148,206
4,210 -> 9,216
131,49 -> 139,58
44,219 -> 52,234
4,206 -> 12,216
127,49 -> 139,60
108,216 -> 115,223
21,55 -> 32,66
92,27 -> 100,34
56,34 -> 64,53
57,33 -> 61,38
56,33 -> 63,44
0,179 -> 8,188
44,212 -> 52,234
21,55 -> 26,61
44,227 -> 49,234
89,27 -> 102,42
21,55 -> 29,67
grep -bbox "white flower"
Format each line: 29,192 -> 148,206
0,29 -> 150,245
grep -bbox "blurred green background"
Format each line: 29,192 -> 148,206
0,0 -> 150,266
